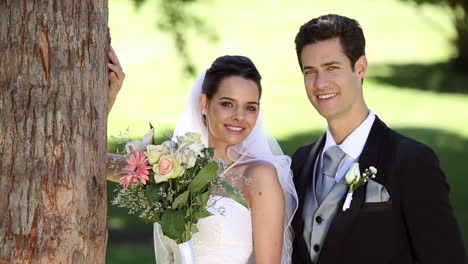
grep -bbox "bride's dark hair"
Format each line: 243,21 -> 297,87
202,55 -> 262,100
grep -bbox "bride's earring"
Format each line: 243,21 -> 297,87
201,109 -> 208,126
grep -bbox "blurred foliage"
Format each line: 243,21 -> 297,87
402,0 -> 468,70
130,0 -> 217,76
368,62 -> 468,94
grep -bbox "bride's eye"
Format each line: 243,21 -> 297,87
221,102 -> 233,107
247,106 -> 257,111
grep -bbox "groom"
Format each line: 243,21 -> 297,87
290,14 -> 467,264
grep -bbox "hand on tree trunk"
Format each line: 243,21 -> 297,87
108,46 -> 125,114
107,153 -> 126,183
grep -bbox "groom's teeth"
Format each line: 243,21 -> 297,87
226,126 -> 243,131
318,93 -> 337,99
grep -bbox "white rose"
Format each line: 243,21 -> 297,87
187,142 -> 204,155
161,140 -> 177,154
178,132 -> 202,145
176,142 -> 205,168
345,163 -> 361,184
369,166 -> 377,174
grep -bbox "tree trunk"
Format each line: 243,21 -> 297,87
0,0 -> 109,263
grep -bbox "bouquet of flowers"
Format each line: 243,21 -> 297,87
110,125 -> 245,263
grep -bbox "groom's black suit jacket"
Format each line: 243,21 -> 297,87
291,116 -> 467,264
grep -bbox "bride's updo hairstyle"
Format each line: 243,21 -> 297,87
201,55 -> 262,100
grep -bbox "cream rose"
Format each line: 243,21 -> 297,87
146,145 -> 170,165
153,154 -> 185,183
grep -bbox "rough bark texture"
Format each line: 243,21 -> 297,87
0,0 -> 109,263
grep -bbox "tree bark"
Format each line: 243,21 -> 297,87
0,0 -> 109,263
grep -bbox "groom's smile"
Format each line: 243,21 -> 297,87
317,92 -> 338,101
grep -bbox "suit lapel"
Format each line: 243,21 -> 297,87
297,134 -> 326,208
294,134 -> 325,263
318,116 -> 389,263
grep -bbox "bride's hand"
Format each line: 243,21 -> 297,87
107,46 -> 125,114
107,153 -> 126,183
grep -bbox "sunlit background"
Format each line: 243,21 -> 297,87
106,0 -> 468,262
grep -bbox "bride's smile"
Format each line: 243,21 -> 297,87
224,124 -> 246,134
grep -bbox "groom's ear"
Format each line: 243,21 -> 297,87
354,55 -> 368,80
199,94 -> 208,114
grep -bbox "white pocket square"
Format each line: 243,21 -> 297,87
365,179 -> 390,203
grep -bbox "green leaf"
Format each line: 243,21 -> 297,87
206,147 -> 215,157
148,122 -> 154,129
189,162 -> 218,193
160,209 -> 185,241
195,188 -> 211,207
190,224 -> 199,234
167,194 -> 174,203
193,208 -> 213,219
221,180 -> 249,208
185,207 -> 193,218
172,190 -> 189,209
145,184 -> 162,203
185,166 -> 199,179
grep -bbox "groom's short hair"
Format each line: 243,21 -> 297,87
295,14 -> 366,71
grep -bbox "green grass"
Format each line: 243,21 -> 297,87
106,0 -> 468,261
106,244 -> 154,263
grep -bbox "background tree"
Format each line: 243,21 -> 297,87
403,0 -> 468,69
131,0 -> 217,76
0,1 -> 109,263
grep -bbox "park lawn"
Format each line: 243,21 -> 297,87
106,0 -> 467,261
106,244 -> 154,263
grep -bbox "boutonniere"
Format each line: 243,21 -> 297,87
342,163 -> 377,211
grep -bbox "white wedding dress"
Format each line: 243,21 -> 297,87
191,195 -> 254,264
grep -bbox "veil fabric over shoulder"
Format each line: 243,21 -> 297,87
173,71 -> 298,264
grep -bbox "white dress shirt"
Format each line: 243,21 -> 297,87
320,109 -> 376,182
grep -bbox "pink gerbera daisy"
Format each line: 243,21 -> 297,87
120,151 -> 152,188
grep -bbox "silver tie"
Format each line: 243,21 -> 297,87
316,146 -> 347,204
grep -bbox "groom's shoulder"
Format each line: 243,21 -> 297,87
291,143 -> 316,175
292,142 -> 316,160
291,140 -> 321,168
385,125 -> 438,160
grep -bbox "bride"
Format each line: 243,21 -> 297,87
107,51 -> 298,263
